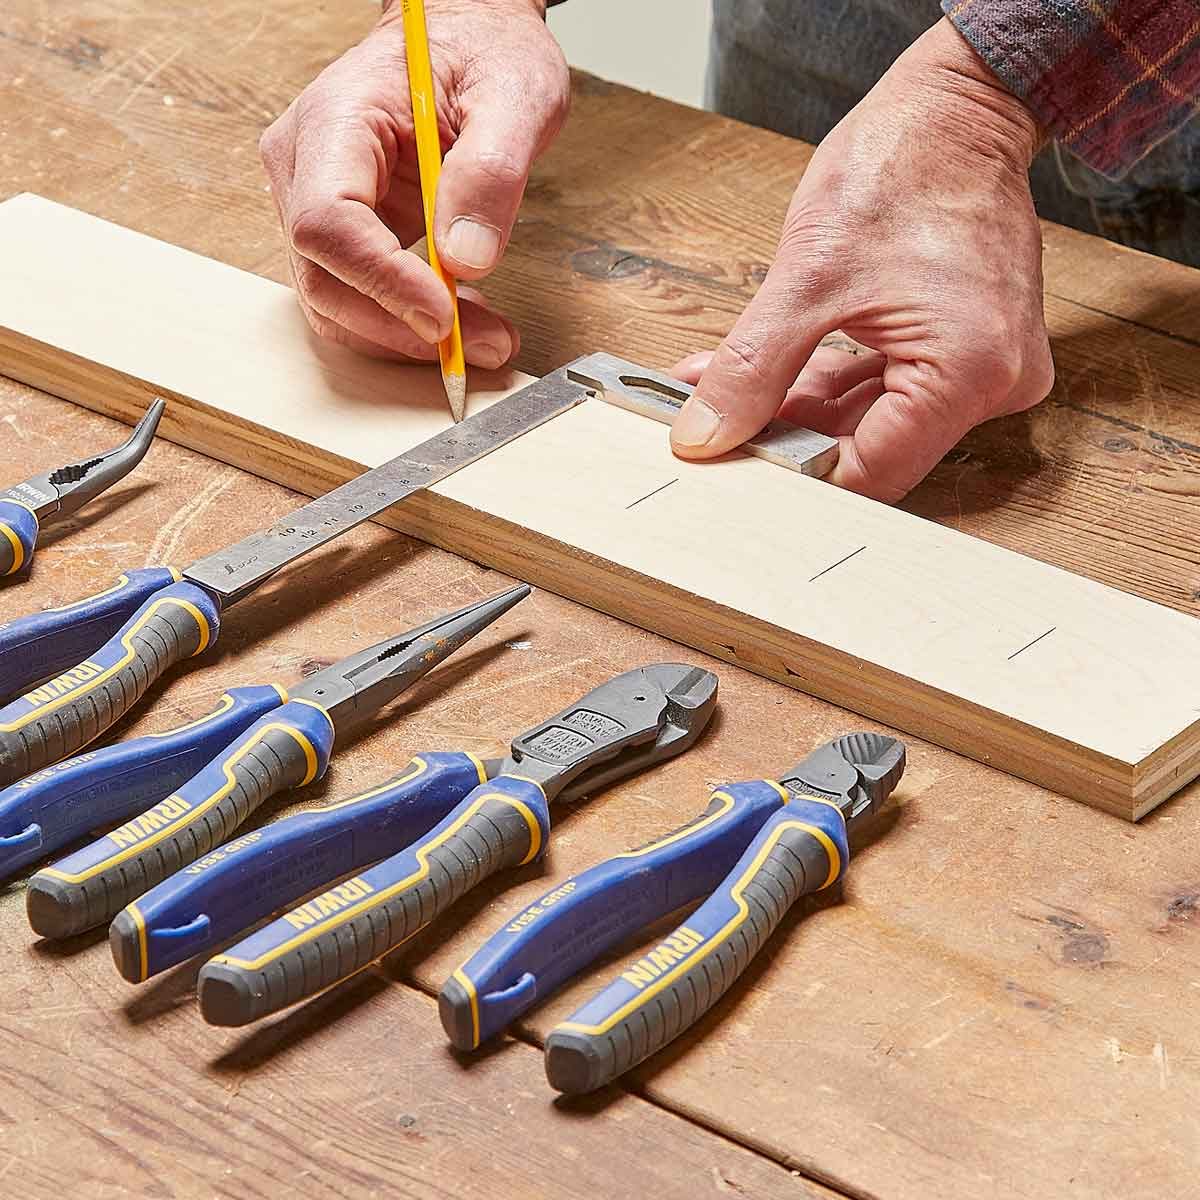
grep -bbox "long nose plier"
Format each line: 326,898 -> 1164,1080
440,731 -> 906,1094
24,585 -> 530,941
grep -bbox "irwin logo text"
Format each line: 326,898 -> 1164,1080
23,662 -> 104,707
284,877 -> 375,930
620,926 -> 706,990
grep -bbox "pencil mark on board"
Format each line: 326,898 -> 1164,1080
1008,627 -> 1056,661
808,546 -> 866,584
626,479 -> 679,510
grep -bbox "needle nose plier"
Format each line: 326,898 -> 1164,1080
439,731 -> 905,1094
193,663 -> 719,1028
24,585 -> 530,940
0,398 -> 164,583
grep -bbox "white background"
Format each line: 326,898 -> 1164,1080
547,0 -> 713,108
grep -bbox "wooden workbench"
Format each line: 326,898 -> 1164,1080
2,4 -> 1199,1197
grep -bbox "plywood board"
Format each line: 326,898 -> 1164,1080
2,192 -> 1199,820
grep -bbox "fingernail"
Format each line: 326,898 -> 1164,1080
467,336 -> 510,370
445,218 -> 502,270
404,310 -> 443,343
671,399 -> 721,448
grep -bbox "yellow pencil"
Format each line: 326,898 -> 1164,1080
402,0 -> 467,422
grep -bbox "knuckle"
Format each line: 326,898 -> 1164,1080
895,369 -> 976,438
472,149 -> 528,193
304,308 -> 338,342
309,313 -> 356,352
354,250 -> 404,308
990,348 -> 1026,397
891,381 -> 945,429
258,102 -> 302,178
846,444 -> 909,505
718,329 -> 775,389
806,363 -> 845,392
530,57 -> 571,128
1011,346 -> 1056,412
292,258 -> 336,313
956,336 -> 1024,404
1032,349 -> 1056,398
258,121 -> 284,168
773,229 -> 845,309
288,205 -> 339,260
778,198 -> 852,258
777,215 -> 841,261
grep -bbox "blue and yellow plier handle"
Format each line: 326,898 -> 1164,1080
108,751 -> 490,983
441,732 -> 906,1094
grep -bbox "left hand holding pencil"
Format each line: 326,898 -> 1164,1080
260,0 -> 568,369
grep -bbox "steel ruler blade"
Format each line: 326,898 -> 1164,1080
185,369 -> 592,605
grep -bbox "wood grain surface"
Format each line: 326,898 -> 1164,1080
2,3 -> 1200,1199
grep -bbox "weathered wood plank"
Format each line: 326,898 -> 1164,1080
4,4 -> 1200,1198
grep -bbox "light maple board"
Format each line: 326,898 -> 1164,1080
2,193 -> 1199,820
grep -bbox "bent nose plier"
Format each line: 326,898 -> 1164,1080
0,398 -> 165,582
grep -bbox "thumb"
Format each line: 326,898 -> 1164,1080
671,264 -> 839,459
435,65 -> 568,278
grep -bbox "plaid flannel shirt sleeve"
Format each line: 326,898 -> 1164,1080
943,0 -> 1200,177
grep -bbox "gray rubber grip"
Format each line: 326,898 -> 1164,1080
0,594 -> 211,788
0,535 -> 15,577
545,821 -> 832,1095
198,788 -> 545,1027
27,721 -> 318,940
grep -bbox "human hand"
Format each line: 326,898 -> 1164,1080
670,17 -> 1054,502
259,0 -> 569,367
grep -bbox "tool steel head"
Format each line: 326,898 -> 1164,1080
289,585 -> 531,737
778,732 -> 906,830
2,398 -> 166,521
565,351 -> 839,478
498,663 -> 719,801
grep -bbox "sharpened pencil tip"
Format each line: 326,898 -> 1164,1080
444,373 -> 467,424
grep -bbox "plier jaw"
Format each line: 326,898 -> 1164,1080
501,663 -> 719,801
4,398 -> 165,522
779,731 -> 907,829
288,584 -> 532,741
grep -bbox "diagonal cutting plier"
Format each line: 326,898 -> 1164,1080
24,585 -> 530,941
189,663 -> 720,1028
439,731 -> 905,1094
0,399 -> 165,584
